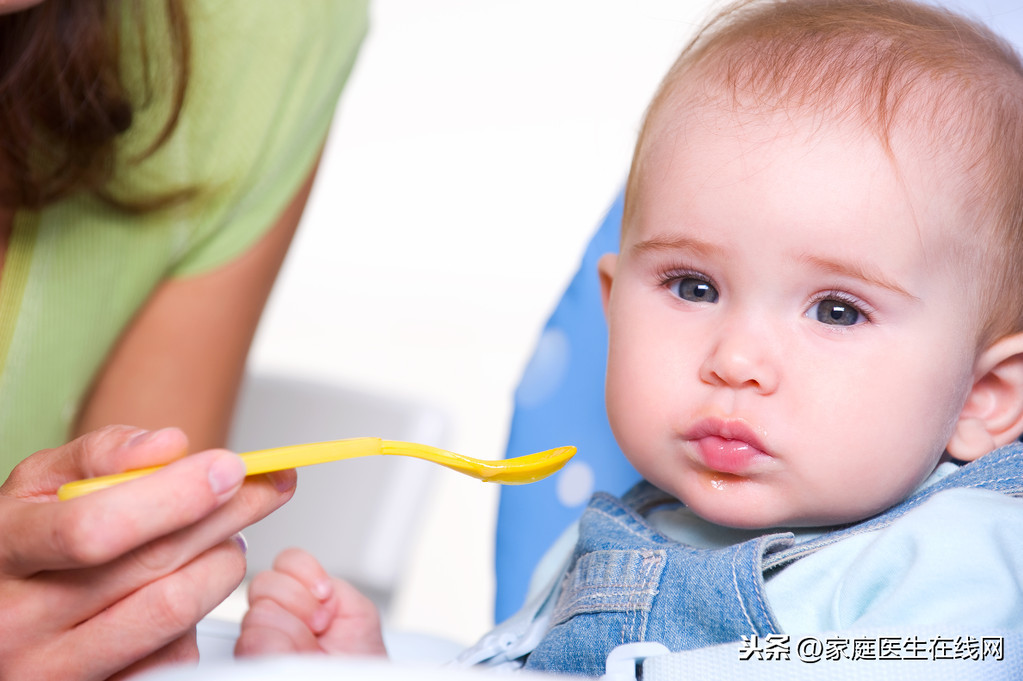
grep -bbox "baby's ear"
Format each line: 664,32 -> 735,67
597,253 -> 618,321
947,333 -> 1023,461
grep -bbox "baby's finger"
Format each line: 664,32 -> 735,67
247,568 -> 333,634
236,598 -> 319,656
271,548 -> 334,602
329,576 -> 383,624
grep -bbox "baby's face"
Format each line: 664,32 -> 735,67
601,102 -> 987,528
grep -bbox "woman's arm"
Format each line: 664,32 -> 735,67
74,160 -> 320,452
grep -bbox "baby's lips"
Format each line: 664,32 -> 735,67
692,435 -> 770,475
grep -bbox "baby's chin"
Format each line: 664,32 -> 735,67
680,488 -> 881,531
669,469 -> 905,530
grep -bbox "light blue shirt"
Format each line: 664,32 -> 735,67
643,463 -> 1023,633
492,462 -> 1023,664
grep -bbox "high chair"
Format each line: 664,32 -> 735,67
494,188 -> 639,622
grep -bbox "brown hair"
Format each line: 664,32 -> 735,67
0,0 -> 190,210
624,0 -> 1023,344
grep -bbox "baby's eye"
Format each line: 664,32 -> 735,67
809,298 -> 864,326
671,277 -> 719,303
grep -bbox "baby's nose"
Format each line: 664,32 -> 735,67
698,322 -> 779,394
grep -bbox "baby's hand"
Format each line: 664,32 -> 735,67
235,547 -> 387,658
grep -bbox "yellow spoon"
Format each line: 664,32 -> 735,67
57,437 -> 576,500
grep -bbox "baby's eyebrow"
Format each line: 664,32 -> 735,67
799,254 -> 920,300
630,235 -> 723,257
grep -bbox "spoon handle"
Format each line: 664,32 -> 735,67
242,437 -> 383,474
57,437 -> 386,500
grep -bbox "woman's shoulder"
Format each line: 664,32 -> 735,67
111,0 -> 370,275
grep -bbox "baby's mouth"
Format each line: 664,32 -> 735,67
683,418 -> 773,476
692,435 -> 769,475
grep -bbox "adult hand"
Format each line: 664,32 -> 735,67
0,425 -> 297,680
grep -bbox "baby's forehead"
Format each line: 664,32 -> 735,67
628,95 -> 995,273
647,74 -> 969,168
642,92 -> 974,209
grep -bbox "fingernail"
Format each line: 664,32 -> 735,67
266,470 -> 297,493
128,428 -> 157,446
232,532 -> 248,555
312,578 -> 332,601
128,427 -> 175,448
208,453 -> 246,497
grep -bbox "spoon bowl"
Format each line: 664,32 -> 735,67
57,437 -> 576,500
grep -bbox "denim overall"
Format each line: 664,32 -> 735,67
521,444 -> 1023,677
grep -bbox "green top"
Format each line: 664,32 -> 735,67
0,0 -> 369,477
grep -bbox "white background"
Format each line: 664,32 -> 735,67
245,0 -> 1021,647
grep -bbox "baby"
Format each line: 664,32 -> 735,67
235,0 -> 1023,676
